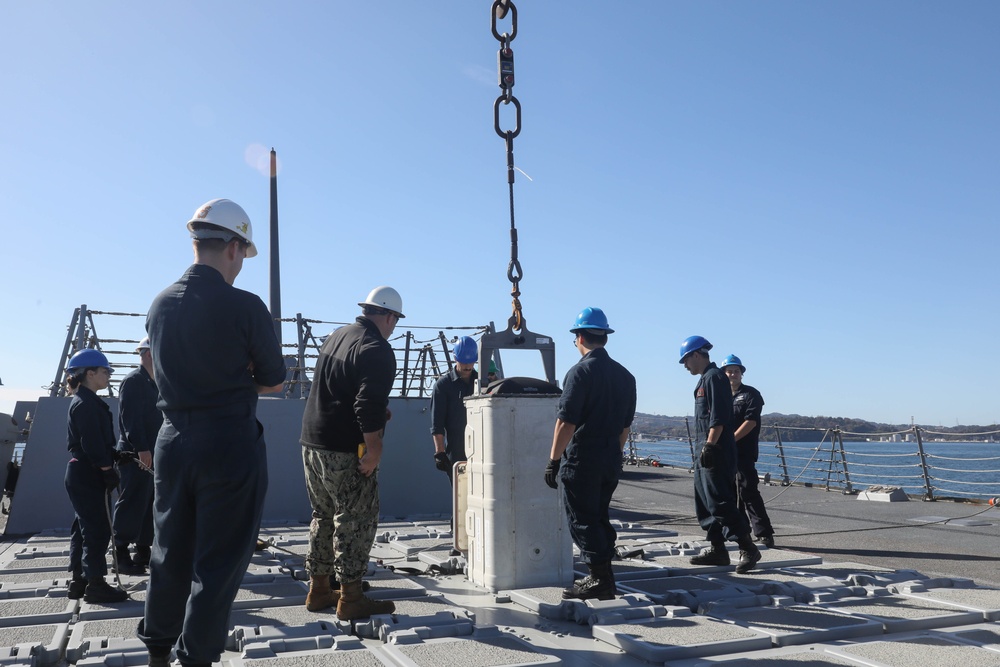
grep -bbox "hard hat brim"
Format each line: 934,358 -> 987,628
357,301 -> 405,318
570,326 -> 614,334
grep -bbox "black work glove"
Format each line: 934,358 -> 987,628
699,442 -> 719,470
112,449 -> 138,464
544,458 -> 561,489
101,467 -> 120,490
433,452 -> 452,473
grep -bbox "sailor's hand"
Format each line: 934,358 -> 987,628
544,458 -> 561,489
138,450 -> 153,469
358,441 -> 382,477
434,451 -> 452,473
112,449 -> 138,464
699,442 -> 719,470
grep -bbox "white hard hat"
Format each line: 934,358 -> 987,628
358,286 -> 405,318
186,198 -> 257,258
136,337 -> 151,352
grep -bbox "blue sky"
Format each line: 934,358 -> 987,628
1,1 -> 998,426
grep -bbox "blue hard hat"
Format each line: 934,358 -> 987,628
678,336 -> 712,363
453,336 -> 478,364
721,354 -> 746,373
67,349 -> 111,371
570,307 -> 615,334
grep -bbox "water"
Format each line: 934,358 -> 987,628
631,439 -> 1000,500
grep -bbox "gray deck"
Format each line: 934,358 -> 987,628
1,465 -> 998,666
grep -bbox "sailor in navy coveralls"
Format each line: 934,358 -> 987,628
429,335 -> 479,478
546,307 -> 636,601
111,336 -> 161,572
64,348 -> 129,603
138,199 -> 285,667
679,336 -> 761,574
722,354 -> 775,547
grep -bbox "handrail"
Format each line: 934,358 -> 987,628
50,306 -> 492,400
625,424 -> 1000,502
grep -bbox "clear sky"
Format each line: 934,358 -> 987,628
1,1 -> 998,426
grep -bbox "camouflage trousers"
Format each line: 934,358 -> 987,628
301,448 -> 379,583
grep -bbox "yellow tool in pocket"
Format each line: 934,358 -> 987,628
357,443 -> 366,459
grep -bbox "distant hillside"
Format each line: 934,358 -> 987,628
632,412 -> 998,442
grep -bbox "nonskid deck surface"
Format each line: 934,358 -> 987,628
1,469 -> 999,666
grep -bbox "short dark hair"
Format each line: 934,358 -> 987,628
362,305 -> 395,318
578,330 -> 608,347
194,236 -> 248,255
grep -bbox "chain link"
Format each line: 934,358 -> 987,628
491,0 -> 524,331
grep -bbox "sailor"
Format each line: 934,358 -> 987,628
429,335 -> 479,479
679,336 -> 761,573
299,286 -> 402,620
111,336 -> 161,574
721,354 -> 775,548
138,199 -> 286,667
545,307 -> 636,600
63,349 -> 128,603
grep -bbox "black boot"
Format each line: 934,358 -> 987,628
148,649 -> 171,667
68,573 -> 87,600
735,535 -> 762,574
561,562 -> 617,601
84,577 -> 128,603
689,542 -> 731,566
133,545 -> 152,567
115,545 -> 146,575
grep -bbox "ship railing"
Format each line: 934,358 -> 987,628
627,423 -> 1000,502
48,305 -> 495,400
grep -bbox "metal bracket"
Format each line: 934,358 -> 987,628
477,317 -> 556,391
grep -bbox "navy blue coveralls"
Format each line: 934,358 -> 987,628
65,385 -> 118,580
138,264 -> 285,666
693,363 -> 750,543
732,383 -> 774,538
557,347 -> 637,565
112,365 -> 162,550
429,367 -> 478,462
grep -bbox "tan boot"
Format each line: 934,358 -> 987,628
336,579 -> 395,620
305,575 -> 339,611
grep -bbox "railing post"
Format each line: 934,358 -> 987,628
774,427 -> 791,486
913,426 -> 935,501
823,429 -> 837,491
438,331 -> 453,371
52,307 -> 82,397
835,429 -> 854,494
295,314 -> 307,399
625,430 -> 637,466
76,304 -> 89,351
684,417 -> 695,471
428,347 -> 442,379
418,346 -> 429,398
401,331 -> 412,397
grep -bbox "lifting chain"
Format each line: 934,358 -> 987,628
492,0 -> 525,332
